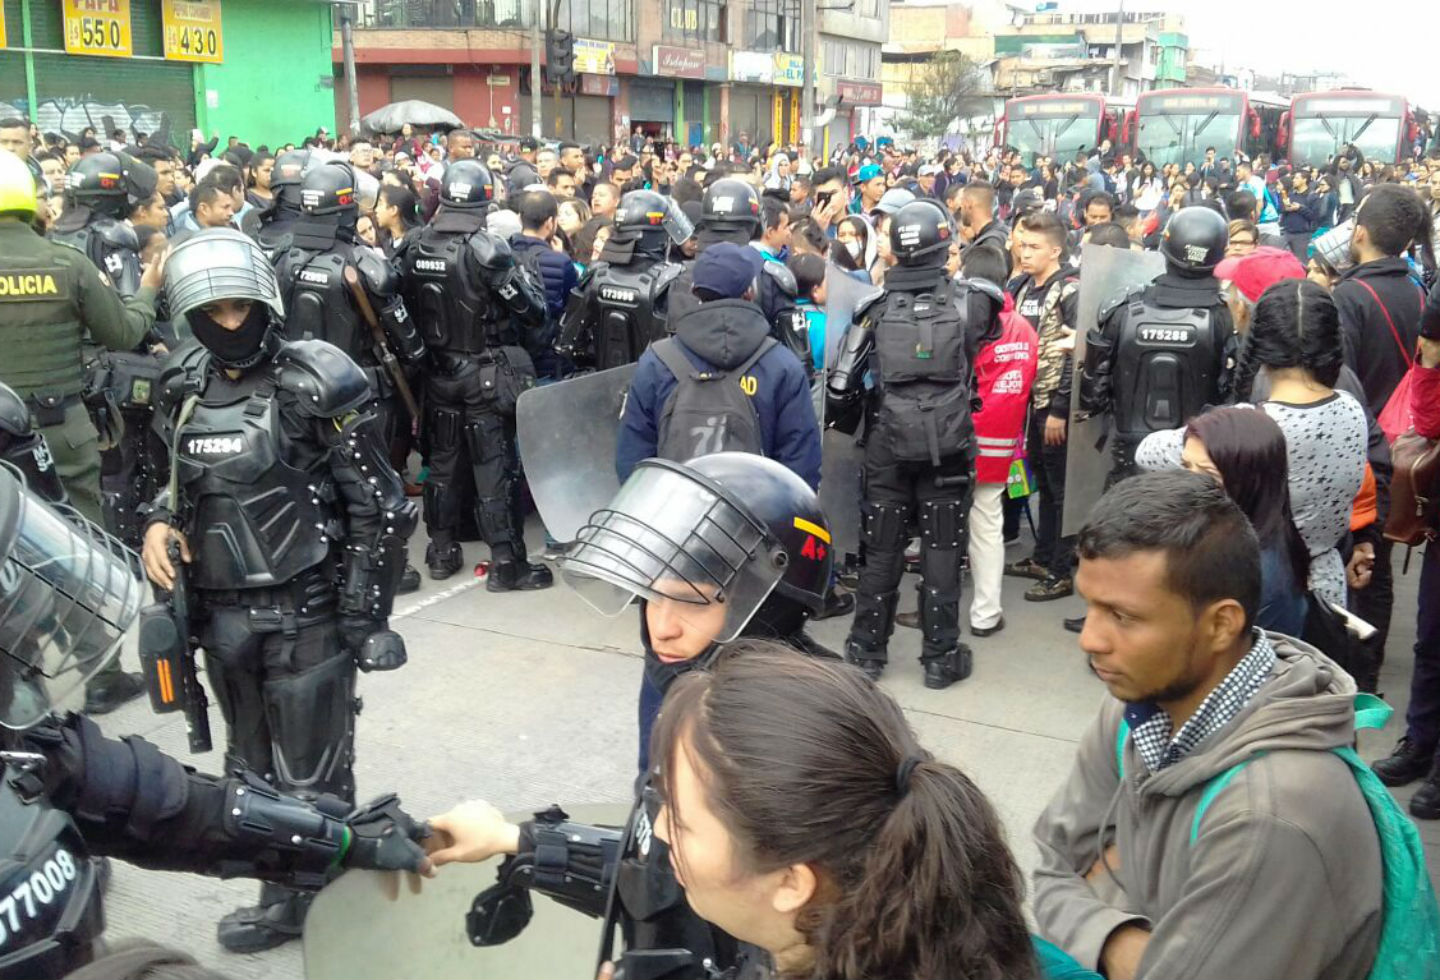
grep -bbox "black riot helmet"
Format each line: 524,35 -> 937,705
1160,206 -> 1228,275
271,149 -> 310,190
66,152 -> 131,218
558,453 -> 833,642
438,159 -> 495,209
700,178 -> 762,237
299,162 -> 359,217
0,383 -> 34,443
614,189 -> 693,250
889,198 -> 956,266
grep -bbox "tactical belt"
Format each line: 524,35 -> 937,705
27,392 -> 82,428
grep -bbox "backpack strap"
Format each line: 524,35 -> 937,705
1190,755 -> 1265,844
1115,718 -> 1130,777
733,337 -> 778,379
1352,279 -> 1414,369
652,337 -> 700,381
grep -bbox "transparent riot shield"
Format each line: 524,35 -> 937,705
0,465 -> 145,729
515,366 -> 637,543
1061,245 -> 1165,537
303,804 -> 631,980
818,264 -> 878,564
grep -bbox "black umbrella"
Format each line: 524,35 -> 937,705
360,100 -> 464,135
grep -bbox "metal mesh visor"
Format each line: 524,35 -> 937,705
1311,218 -> 1355,273
0,467 -> 144,729
559,462 -> 786,642
165,228 -> 285,321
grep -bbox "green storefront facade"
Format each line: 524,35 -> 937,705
0,0 -> 334,151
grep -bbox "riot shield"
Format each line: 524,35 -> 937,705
515,365 -> 636,543
818,264 -> 878,565
303,804 -> 630,980
1061,244 -> 1165,536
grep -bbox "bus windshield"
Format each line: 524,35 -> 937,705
1137,109 -> 1240,167
1008,108 -> 1100,166
1291,114 -> 1401,168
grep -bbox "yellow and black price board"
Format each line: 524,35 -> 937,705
163,0 -> 224,64
63,0 -> 134,59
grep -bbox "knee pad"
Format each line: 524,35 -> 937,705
919,498 -> 967,552
860,501 -> 908,553
264,652 -> 357,801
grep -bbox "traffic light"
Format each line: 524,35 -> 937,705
545,29 -> 575,85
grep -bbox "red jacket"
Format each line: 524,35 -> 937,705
972,297 -> 1039,483
1411,363 -> 1440,439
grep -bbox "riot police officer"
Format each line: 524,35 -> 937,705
424,452 -> 836,980
659,177 -> 809,362
395,159 -> 553,589
142,228 -> 419,952
828,199 -> 1003,690
1078,206 -> 1236,482
257,147 -> 310,256
273,161 -> 425,591
48,151 -> 150,297
556,189 -> 685,370
0,149 -> 158,714
0,461 -> 428,979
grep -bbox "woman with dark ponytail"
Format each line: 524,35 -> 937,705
649,641 -> 1041,980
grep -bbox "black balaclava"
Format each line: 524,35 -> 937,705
188,302 -> 276,370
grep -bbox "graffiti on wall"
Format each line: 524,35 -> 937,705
5,97 -> 174,143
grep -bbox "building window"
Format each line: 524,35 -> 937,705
663,0 -> 725,43
555,0 -> 634,42
743,0 -> 798,51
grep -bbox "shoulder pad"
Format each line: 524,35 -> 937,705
468,230 -> 513,269
94,218 -> 139,252
1098,289 -> 1139,323
651,262 -> 683,294
355,249 -> 400,297
273,339 -> 372,418
760,259 -> 797,295
575,264 -> 602,289
156,342 -> 209,415
854,290 -> 886,323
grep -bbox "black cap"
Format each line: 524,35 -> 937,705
692,242 -> 763,299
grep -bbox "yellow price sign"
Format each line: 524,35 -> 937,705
163,0 -> 224,64
63,0 -> 133,59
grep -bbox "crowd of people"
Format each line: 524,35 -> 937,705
1,107 -> 1440,980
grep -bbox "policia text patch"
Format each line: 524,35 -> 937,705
0,271 -> 65,301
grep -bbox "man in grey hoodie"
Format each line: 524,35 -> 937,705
1034,470 -> 1382,980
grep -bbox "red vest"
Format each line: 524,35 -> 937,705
972,298 -> 1038,483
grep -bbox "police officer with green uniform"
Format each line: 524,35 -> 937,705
0,148 -> 162,712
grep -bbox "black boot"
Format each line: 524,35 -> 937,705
1374,736 -> 1437,787
425,540 -> 463,580
923,645 -> 974,690
217,883 -> 311,953
398,564 -> 422,594
486,560 -> 555,592
1410,762 -> 1440,820
84,671 -> 146,714
845,589 -> 899,681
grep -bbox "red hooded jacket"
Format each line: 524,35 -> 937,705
972,295 -> 1039,483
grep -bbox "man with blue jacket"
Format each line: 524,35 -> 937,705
616,242 -> 821,488
509,190 -> 578,378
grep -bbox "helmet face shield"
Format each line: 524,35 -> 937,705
165,228 -> 285,323
0,467 -> 144,729
559,461 -> 787,642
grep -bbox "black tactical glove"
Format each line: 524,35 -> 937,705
342,793 -> 431,873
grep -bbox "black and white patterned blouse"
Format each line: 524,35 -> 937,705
1134,392 -> 1368,606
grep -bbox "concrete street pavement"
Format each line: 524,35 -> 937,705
94,524 -> 1432,979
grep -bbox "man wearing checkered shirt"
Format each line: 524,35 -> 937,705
1032,470 -> 1383,980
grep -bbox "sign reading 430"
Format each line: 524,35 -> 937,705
63,0 -> 133,59
163,0 -> 224,64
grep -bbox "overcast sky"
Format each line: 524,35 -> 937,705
1053,0 -> 1440,108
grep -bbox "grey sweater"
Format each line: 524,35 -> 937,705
1033,635 -> 1382,979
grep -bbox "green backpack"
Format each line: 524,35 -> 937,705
1115,694 -> 1440,980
